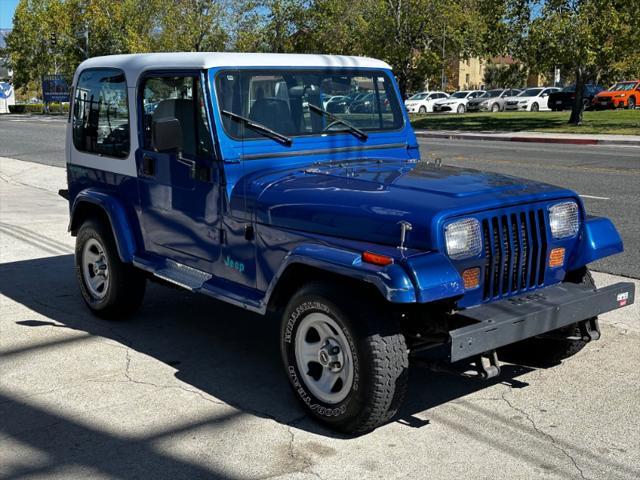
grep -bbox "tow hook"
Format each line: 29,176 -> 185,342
579,318 -> 601,342
475,350 -> 500,379
412,349 -> 501,380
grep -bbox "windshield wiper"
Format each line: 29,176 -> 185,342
221,110 -> 292,146
307,103 -> 368,141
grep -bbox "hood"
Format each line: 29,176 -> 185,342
236,159 -> 576,250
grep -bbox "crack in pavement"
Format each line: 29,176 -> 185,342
121,348 -> 229,408
500,389 -> 588,480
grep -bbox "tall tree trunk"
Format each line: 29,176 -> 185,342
569,67 -> 585,125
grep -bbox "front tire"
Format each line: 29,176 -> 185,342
491,103 -> 500,112
531,102 -> 539,112
418,105 -> 427,114
75,219 -> 146,319
500,267 -> 596,365
280,283 -> 408,434
628,96 -> 636,109
457,104 -> 466,114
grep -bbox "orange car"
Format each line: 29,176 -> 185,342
593,80 -> 640,109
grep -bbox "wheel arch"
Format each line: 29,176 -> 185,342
265,245 -> 417,313
267,264 -> 383,313
70,190 -> 139,263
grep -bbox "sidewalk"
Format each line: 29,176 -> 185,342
415,129 -> 640,146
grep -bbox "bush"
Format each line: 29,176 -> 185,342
7,103 -> 69,114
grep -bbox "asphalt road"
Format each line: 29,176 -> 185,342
0,114 -> 637,277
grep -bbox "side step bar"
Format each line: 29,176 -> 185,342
132,256 -> 267,313
153,259 -> 212,291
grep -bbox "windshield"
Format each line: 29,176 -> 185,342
520,88 -> 543,97
451,91 -> 470,99
611,82 -> 636,91
409,93 -> 428,100
215,69 -> 403,140
483,89 -> 503,98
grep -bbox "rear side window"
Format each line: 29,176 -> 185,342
72,69 -> 129,158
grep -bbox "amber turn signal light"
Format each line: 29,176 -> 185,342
362,251 -> 394,266
549,247 -> 565,268
462,267 -> 480,290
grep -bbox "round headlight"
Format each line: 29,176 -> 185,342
445,218 -> 482,260
549,201 -> 579,239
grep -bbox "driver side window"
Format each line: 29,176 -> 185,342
141,75 -> 212,157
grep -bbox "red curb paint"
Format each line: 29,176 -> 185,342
509,137 -> 598,145
413,131 -> 640,147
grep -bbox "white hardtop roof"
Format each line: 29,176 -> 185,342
75,52 -> 393,84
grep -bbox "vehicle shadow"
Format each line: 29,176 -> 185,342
0,254 -> 535,439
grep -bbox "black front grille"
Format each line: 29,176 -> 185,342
482,209 -> 548,300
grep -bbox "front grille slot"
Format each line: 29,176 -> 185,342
482,208 -> 548,300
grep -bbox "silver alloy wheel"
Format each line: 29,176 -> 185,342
294,312 -> 355,404
82,238 -> 109,300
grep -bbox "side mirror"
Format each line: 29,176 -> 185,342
152,117 -> 183,153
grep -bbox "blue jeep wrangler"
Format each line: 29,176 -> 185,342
63,52 -> 634,433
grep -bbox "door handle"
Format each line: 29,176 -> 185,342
176,155 -> 197,179
142,155 -> 155,176
176,155 -> 196,169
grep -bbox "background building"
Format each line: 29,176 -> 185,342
447,57 -> 486,91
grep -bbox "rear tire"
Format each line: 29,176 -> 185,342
628,96 -> 636,109
75,219 -> 146,319
280,283 -> 408,434
500,267 -> 596,365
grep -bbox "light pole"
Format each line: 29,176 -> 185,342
440,26 -> 446,91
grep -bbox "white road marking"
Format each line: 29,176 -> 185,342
580,194 -> 610,200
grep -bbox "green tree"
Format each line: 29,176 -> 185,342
292,0 -> 368,56
231,0 -> 306,53
157,0 -> 229,52
361,0 -> 493,96
501,0 -> 640,125
4,0 -> 72,90
483,62 -> 527,88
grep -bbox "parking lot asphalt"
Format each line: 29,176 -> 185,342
1,157 -> 639,479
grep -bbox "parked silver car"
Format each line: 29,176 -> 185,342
467,88 -> 522,112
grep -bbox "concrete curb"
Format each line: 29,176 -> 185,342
414,130 -> 640,146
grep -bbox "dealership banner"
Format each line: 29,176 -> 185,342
42,74 -> 70,102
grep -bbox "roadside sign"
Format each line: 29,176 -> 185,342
0,81 -> 14,113
42,74 -> 70,102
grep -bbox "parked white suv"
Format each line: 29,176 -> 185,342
504,87 -> 561,112
433,90 -> 485,113
404,91 -> 449,113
